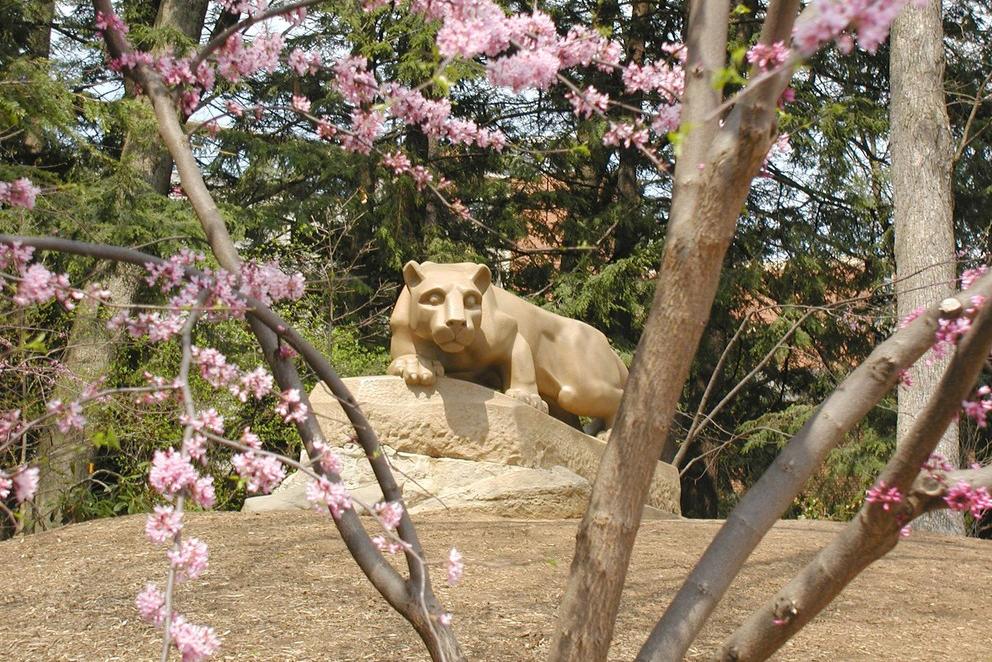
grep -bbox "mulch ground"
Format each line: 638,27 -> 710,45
0,511 -> 989,661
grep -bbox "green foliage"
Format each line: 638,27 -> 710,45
723,403 -> 896,520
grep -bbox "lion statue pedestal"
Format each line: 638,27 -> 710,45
242,376 -> 680,518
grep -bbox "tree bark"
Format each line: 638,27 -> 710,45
890,0 -> 962,535
120,0 -> 210,193
31,266 -> 140,528
550,2 -> 801,659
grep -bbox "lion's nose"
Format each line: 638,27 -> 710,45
446,318 -> 466,329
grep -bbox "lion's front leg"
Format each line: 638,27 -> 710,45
387,353 -> 445,386
502,335 -> 549,414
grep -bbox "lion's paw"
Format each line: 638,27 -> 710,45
387,354 -> 444,386
505,389 -> 549,414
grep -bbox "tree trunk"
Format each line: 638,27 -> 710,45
890,1 -> 962,535
31,266 -> 140,527
120,0 -> 210,193
30,0 -> 210,530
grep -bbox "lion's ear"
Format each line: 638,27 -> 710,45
472,264 -> 492,293
403,260 -> 425,288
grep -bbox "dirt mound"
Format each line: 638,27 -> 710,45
1,511 -> 989,660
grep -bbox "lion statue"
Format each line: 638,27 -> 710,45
387,260 -> 627,427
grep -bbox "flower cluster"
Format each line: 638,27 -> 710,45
135,584 -> 220,661
191,346 -> 274,403
746,41 -> 791,71
793,0 -> 930,56
275,388 -> 309,424
943,481 -> 992,518
0,465 -> 39,503
305,476 -> 352,519
865,480 -> 903,511
1,243 -> 83,311
0,178 -> 41,209
231,428 -> 286,494
446,547 -> 464,585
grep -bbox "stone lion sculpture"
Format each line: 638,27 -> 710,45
387,260 -> 627,427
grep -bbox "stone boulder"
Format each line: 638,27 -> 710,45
242,443 -> 593,518
306,375 -> 679,514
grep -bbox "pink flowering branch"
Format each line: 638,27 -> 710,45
157,288 -> 209,660
189,0 -> 326,73
0,224 -> 460,659
90,2 -> 463,656
716,285 -> 992,659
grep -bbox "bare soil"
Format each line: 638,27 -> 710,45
1,511 -> 989,661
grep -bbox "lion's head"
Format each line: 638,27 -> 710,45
402,260 -> 492,353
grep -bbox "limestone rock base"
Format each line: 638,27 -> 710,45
243,376 -> 681,518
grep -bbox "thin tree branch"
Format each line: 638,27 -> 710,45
717,292 -> 992,660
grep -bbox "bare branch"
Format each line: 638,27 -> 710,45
716,293 -> 992,660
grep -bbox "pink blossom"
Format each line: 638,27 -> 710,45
899,524 -> 912,538
226,100 -> 244,117
170,614 -> 221,662
898,305 -> 926,329
182,408 -> 225,436
373,501 -> 404,530
439,612 -> 453,626
333,56 -> 378,105
0,178 -> 41,209
944,480 -> 992,517
286,7 -> 308,26
47,399 -> 86,433
306,476 -> 352,518
746,41 -> 791,71
566,86 -> 609,119
146,505 -> 183,544
0,408 -> 21,444
557,25 -> 623,69
235,367 -> 273,402
180,90 -> 201,116
95,10 -> 128,34
651,103 -> 682,135
961,265 -> 988,290
897,368 -> 913,388
372,534 -> 409,555
149,448 -> 199,497
0,242 -> 33,271
232,430 -> 286,495
0,471 -> 10,500
14,263 -> 57,306
312,439 -> 342,475
340,110 -> 384,154
622,62 -> 684,101
167,537 -> 209,582
865,480 -> 902,511
191,475 -> 216,509
603,121 -> 649,149
291,95 -> 311,113
12,466 -> 39,503
239,261 -> 306,304
192,346 -> 238,389
922,452 -> 955,476
446,547 -> 464,585
792,0 -> 925,56
382,151 -> 412,175
317,118 -> 337,140
944,481 -> 974,512
362,0 -> 390,10
275,388 -> 309,424
487,48 -> 560,92
135,583 -> 167,626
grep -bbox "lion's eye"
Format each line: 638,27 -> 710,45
428,293 -> 444,306
464,294 -> 478,307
